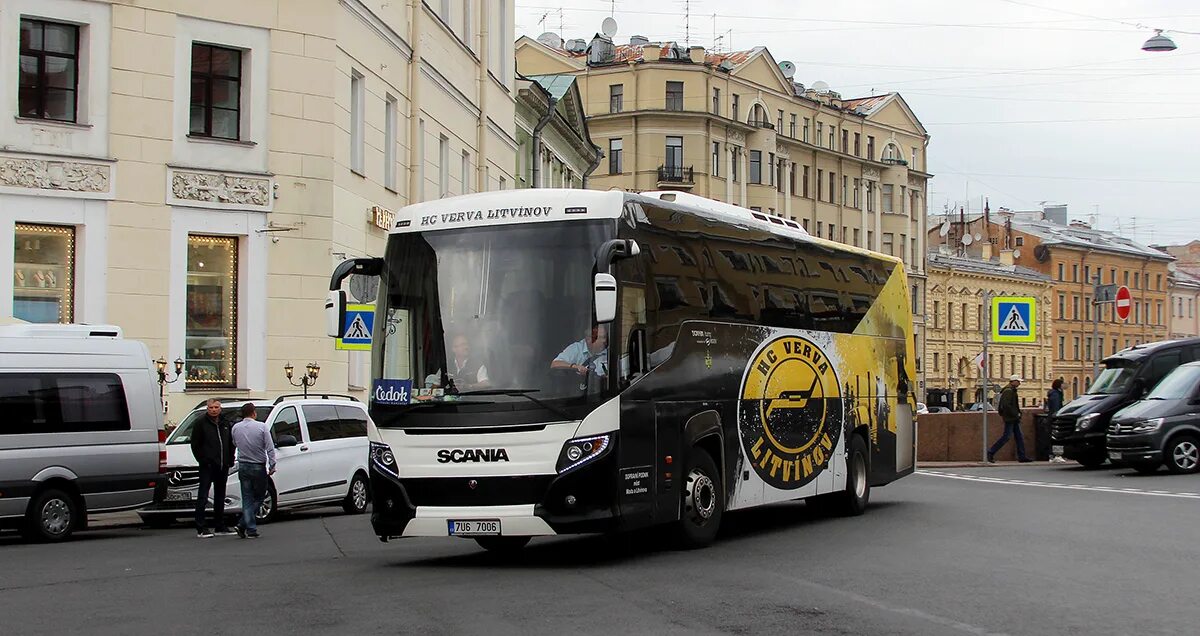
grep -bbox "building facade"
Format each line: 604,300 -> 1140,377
1,0 -> 516,420
1166,270 -> 1200,339
515,33 -> 931,393
930,213 -> 1173,400
924,252 -> 1054,410
514,74 -> 601,189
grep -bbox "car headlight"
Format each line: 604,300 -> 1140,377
1076,413 -> 1100,431
370,441 -> 399,478
557,434 -> 613,474
1132,418 -> 1164,433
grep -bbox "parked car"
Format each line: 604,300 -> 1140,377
1051,338 -> 1200,467
138,394 -> 370,527
966,402 -> 996,412
1108,361 -> 1200,474
0,324 -> 164,542
916,402 -> 929,415
926,406 -> 952,414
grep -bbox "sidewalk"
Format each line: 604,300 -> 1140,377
920,460 -> 1062,468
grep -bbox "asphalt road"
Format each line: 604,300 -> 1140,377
2,464 -> 1198,636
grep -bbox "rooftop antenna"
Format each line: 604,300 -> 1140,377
683,0 -> 691,47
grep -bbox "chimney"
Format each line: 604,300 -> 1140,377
980,242 -> 993,261
688,45 -> 705,64
643,45 -> 661,61
999,250 -> 1014,266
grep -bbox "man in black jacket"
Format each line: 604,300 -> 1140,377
988,375 -> 1033,463
189,399 -> 236,537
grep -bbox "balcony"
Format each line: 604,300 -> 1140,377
882,157 -> 909,166
749,119 -> 775,130
657,165 -> 694,188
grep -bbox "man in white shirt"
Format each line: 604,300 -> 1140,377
424,334 -> 490,391
551,325 -> 609,377
230,403 -> 276,539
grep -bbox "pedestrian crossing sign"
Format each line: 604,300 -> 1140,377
991,297 -> 1036,343
336,304 -> 375,351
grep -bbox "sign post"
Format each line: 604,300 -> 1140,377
986,296 -> 1037,461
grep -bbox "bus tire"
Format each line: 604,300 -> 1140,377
673,447 -> 723,549
475,536 -> 531,553
832,434 -> 871,516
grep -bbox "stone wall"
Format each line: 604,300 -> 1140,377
918,409 -> 1041,462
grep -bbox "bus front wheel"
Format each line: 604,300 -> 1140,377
673,448 -> 723,549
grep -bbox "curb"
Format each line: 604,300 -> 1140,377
919,461 -> 1055,468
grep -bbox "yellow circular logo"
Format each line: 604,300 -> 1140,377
739,335 -> 843,490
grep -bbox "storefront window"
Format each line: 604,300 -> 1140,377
13,224 -> 75,323
186,235 -> 238,387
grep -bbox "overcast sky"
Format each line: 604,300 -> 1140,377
516,0 -> 1200,245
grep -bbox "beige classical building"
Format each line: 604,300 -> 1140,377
924,252 -> 1054,410
1153,243 -> 1200,339
515,32 -> 931,391
514,74 -> 602,189
0,0 -> 516,420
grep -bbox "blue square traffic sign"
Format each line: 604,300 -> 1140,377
991,297 -> 1036,343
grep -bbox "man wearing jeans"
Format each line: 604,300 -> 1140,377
230,403 -> 276,538
188,399 -> 235,538
988,375 -> 1033,464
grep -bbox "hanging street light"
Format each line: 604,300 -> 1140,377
1142,30 -> 1178,52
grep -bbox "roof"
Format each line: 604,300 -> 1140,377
927,252 -> 1051,284
525,74 -> 576,101
1008,218 -> 1173,261
840,95 -> 891,114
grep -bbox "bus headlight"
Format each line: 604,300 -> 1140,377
1076,413 -> 1100,431
557,434 -> 612,474
370,441 -> 399,478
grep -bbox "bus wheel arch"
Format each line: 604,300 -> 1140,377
682,410 -> 725,492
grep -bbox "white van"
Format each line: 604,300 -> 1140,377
0,324 -> 164,541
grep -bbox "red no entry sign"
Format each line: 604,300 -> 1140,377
1115,285 -> 1132,321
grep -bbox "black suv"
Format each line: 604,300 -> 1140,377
1051,338 -> 1200,467
1108,361 -> 1200,474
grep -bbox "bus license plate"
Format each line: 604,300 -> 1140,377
448,520 -> 500,536
165,491 -> 192,502
1051,445 -> 1064,455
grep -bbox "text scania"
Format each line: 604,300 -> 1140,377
437,448 -> 511,463
420,207 -> 550,226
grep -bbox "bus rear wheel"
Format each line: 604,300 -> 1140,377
813,434 -> 870,517
672,448 -> 723,549
475,536 -> 531,553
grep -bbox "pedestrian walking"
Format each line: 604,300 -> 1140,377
230,403 -> 276,539
1046,378 -> 1065,415
988,375 -> 1032,463
189,399 -> 236,538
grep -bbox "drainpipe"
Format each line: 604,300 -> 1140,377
582,145 -> 603,189
531,96 -> 556,188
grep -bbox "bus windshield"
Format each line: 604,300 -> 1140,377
373,220 -> 617,426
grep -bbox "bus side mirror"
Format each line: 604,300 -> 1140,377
597,239 -> 641,269
594,273 -> 617,324
326,290 -> 347,338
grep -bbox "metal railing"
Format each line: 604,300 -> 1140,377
657,165 -> 694,183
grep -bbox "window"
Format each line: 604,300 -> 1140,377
777,160 -> 785,193
867,136 -> 875,160
1124,270 -> 1130,286
1110,268 -> 1117,284
1072,264 -> 1079,282
817,221 -> 823,237
665,136 -> 683,169
610,84 -> 623,113
1157,274 -> 1163,290
802,165 -> 810,198
1134,272 -> 1140,289
868,230 -> 874,250
0,373 -> 131,434
933,301 -> 940,328
498,175 -> 506,190
853,178 -> 860,208
854,132 -> 861,156
933,353 -> 939,372
911,148 -> 918,170
1073,295 -> 1079,320
1084,265 -> 1091,284
816,122 -> 823,147
1058,263 -> 1064,281
1157,301 -> 1163,325
1058,336 -> 1065,359
828,225 -> 835,241
712,142 -> 720,177
384,95 -> 398,190
349,70 -> 365,173
302,405 -> 368,442
803,118 -> 810,142
828,172 -> 836,204
18,19 -> 80,123
866,182 -> 875,213
749,150 -> 762,184
712,88 -> 720,115
1015,237 -> 1024,247
438,135 -> 449,197
14,224 -> 75,323
1058,293 -> 1065,319
817,169 -> 823,200
911,285 -> 919,315
731,94 -> 740,120
609,139 -> 623,174
270,406 -> 303,444
417,118 -> 425,200
731,147 -> 739,182
854,228 -> 861,247
461,150 -> 470,194
841,129 -> 849,153
492,0 -> 509,85
829,126 -> 835,148
777,109 -> 784,133
948,302 -> 955,329
768,153 -> 775,186
186,235 -> 238,387
842,176 -> 848,205
882,233 -> 894,256
882,184 -> 894,213
790,113 -> 797,137
190,43 -> 242,140
1073,336 -> 1080,360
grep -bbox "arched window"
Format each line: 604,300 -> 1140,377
749,103 -> 771,128
881,143 -> 906,165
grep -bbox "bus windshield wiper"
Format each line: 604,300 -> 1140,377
456,388 -> 575,421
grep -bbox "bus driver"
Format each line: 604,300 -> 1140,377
551,325 -> 609,377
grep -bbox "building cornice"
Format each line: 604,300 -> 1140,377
340,0 -> 412,61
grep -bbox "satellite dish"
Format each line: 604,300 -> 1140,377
939,221 -> 951,237
601,17 -> 618,37
812,80 -> 830,92
962,235 -> 974,246
973,233 -> 982,241
537,32 -> 562,48
1034,244 -> 1051,262
1012,249 -> 1022,260
566,39 -> 587,53
778,61 -> 796,79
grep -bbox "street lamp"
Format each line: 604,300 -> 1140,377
1142,30 -> 1178,52
285,362 -> 320,398
155,356 -> 184,415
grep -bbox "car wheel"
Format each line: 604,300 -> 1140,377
255,481 -> 278,524
474,536 -> 531,553
343,472 -> 370,514
1076,451 -> 1108,468
1131,462 -> 1161,475
23,488 -> 79,542
671,447 -> 723,549
1165,434 -> 1200,474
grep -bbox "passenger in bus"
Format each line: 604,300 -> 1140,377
551,325 -> 609,377
424,333 -> 490,392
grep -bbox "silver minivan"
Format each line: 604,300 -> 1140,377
0,324 -> 164,541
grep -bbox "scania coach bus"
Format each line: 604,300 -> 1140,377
326,189 -> 916,552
